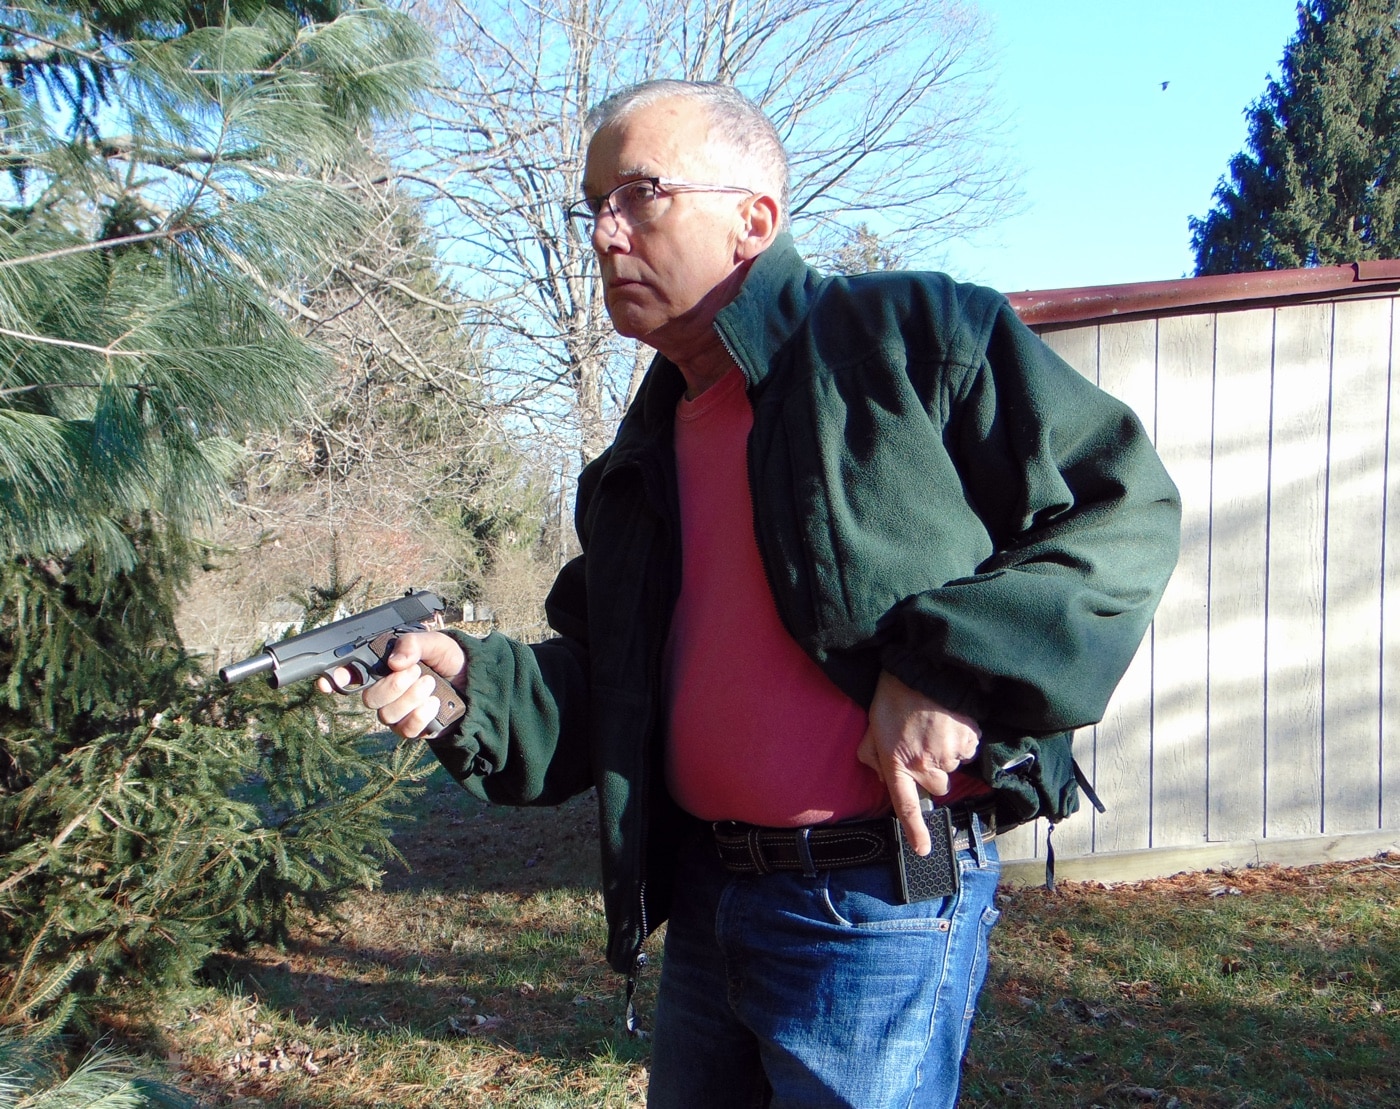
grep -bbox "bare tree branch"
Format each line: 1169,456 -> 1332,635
388,0 -> 1017,464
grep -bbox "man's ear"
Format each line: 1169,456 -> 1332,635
735,192 -> 780,261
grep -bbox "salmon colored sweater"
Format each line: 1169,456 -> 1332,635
665,367 -> 988,825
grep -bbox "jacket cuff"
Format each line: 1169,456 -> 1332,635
423,629 -> 516,794
878,643 -> 989,720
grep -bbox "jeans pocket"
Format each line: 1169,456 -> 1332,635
817,864 -> 957,932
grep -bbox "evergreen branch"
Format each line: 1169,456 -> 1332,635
2,945 -> 81,1026
175,86 -> 235,224
180,65 -> 279,77
205,244 -> 325,324
0,328 -> 149,360
0,745 -> 144,898
96,136 -> 225,168
0,909 -> 66,1017
16,988 -> 76,1040
0,228 -> 186,270
0,24 -> 111,67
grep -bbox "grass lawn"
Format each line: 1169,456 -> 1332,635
95,772 -> 1398,1107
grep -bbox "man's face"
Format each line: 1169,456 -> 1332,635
581,97 -> 751,344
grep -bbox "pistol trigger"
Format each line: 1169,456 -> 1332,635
329,660 -> 374,694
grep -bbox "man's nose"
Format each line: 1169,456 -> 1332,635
591,211 -> 629,252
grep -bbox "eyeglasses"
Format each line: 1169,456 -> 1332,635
565,177 -> 755,231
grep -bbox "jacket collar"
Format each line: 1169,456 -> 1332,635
712,232 -> 818,390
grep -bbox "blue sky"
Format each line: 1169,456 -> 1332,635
936,1 -> 1304,293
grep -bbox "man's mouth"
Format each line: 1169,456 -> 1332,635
606,276 -> 650,298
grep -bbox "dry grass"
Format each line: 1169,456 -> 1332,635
91,775 -> 1398,1108
131,784 -> 650,1108
964,858 -> 1400,1108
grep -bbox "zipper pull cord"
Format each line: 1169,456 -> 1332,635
1072,757 -> 1107,813
624,953 -> 649,1039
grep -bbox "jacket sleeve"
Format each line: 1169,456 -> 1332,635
426,625 -> 592,807
424,457 -> 607,807
877,298 -> 1182,736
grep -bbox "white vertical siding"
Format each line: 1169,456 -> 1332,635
1263,304 -> 1329,840
1323,299 -> 1390,833
1006,292 -> 1400,864
1093,320 -> 1159,856
1385,316 -> 1400,831
1208,310 -> 1272,844
1151,315 -> 1214,849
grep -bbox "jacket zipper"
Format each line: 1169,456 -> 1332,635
716,322 -> 799,645
621,445 -> 677,1034
624,877 -> 649,1037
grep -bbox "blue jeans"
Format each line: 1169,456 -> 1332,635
647,824 -> 1001,1109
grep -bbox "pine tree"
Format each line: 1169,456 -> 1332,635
0,549 -> 436,1033
1191,0 -> 1400,274
0,1 -> 437,1034
0,0 -> 433,566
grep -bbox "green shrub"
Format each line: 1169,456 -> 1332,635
0,1027 -> 195,1107
0,540 -> 433,1034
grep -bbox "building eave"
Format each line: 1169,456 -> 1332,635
1007,260 -> 1400,330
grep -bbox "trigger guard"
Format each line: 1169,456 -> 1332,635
328,661 -> 373,694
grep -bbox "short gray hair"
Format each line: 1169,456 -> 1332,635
586,80 -> 791,229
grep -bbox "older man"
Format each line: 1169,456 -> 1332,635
336,80 -> 1180,1107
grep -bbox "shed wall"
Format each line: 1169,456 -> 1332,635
996,293 -> 1400,869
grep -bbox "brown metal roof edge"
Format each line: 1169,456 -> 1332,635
1007,259 -> 1400,329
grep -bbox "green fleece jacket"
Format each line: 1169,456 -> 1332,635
428,235 -> 1182,974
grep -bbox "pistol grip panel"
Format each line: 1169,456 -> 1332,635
366,631 -> 466,734
424,669 -> 466,732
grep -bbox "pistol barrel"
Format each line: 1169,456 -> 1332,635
219,653 -> 276,684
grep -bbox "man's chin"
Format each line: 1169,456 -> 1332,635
604,304 -> 659,342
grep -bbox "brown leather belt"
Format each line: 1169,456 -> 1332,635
712,808 -> 996,876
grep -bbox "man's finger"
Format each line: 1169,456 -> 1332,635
391,631 -> 469,689
364,663 -> 425,711
316,666 -> 355,694
384,634 -> 425,671
886,771 -> 932,856
398,694 -> 443,739
854,731 -> 884,782
922,767 -> 956,796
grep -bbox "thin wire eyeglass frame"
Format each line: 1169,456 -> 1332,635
565,177 -> 755,231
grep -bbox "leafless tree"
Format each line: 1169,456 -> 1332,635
178,150 -> 559,660
390,0 -> 1017,462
